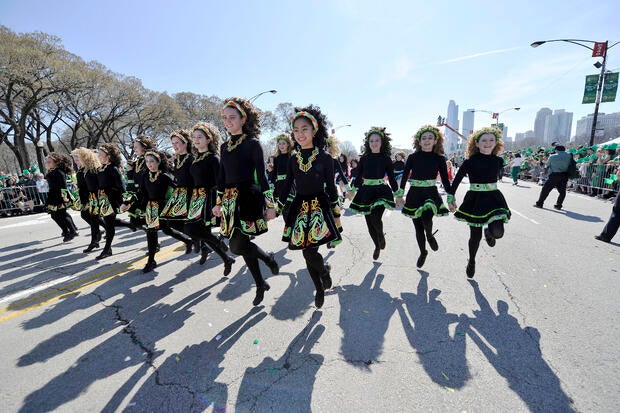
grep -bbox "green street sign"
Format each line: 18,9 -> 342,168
602,72 -> 618,103
582,74 -> 599,104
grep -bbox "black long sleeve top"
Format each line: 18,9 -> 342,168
333,158 -> 349,185
97,164 -> 125,207
399,151 -> 451,192
353,153 -> 398,191
393,160 -> 405,173
217,134 -> 270,193
270,153 -> 291,183
84,170 -> 99,194
448,153 -> 504,195
140,172 -> 174,208
45,168 -> 67,206
278,147 -> 338,206
76,169 -> 89,204
190,152 -> 219,190
172,153 -> 194,188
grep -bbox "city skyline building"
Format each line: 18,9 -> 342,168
445,100 -> 460,152
462,109 -> 474,138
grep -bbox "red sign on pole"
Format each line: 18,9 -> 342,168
492,112 -> 498,119
592,42 -> 607,57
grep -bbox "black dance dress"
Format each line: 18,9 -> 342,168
449,153 -> 511,226
349,153 -> 398,214
400,151 -> 451,219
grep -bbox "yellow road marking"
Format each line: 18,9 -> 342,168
0,244 -> 186,323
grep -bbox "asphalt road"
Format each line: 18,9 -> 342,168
0,179 -> 618,412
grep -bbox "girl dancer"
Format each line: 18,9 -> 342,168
125,135 -> 156,228
395,125 -> 451,268
447,127 -> 511,278
269,133 -> 294,211
44,152 -> 78,242
122,150 -> 193,273
72,147 -> 104,252
184,122 -> 235,275
278,105 -> 340,308
213,97 -> 279,306
96,143 -> 128,260
349,127 -> 399,260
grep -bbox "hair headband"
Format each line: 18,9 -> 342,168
169,130 -> 188,143
472,127 -> 502,142
193,122 -> 213,140
291,111 -> 319,132
414,125 -> 440,141
223,101 -> 247,119
365,129 -> 385,141
145,151 -> 161,162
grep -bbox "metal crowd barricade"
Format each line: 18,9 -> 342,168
0,185 -> 46,216
569,162 -> 619,197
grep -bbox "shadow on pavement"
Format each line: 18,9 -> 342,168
111,306 -> 267,412
466,280 -> 575,412
335,262 -> 396,369
235,311 -> 324,413
397,270 -> 470,389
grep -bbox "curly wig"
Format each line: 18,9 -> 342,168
291,104 -> 329,151
362,126 -> 392,157
47,152 -> 73,174
192,121 -> 222,155
465,127 -> 504,158
144,150 -> 171,173
134,134 -> 157,151
71,147 -> 101,172
99,143 -> 123,167
222,97 -> 261,137
413,125 -> 445,156
169,129 -> 192,154
273,133 -> 293,156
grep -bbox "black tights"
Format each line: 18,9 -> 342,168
101,214 -> 134,251
81,211 -> 104,246
184,221 -> 232,263
145,221 -> 192,262
50,209 -> 77,236
364,206 -> 385,249
302,247 -> 327,293
228,231 -> 270,287
412,210 -> 434,253
468,221 -> 504,261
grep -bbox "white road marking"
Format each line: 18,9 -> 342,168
0,273 -> 82,305
511,208 -> 540,225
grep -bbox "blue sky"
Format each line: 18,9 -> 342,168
1,0 -> 619,149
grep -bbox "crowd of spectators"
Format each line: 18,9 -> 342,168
0,168 -> 50,216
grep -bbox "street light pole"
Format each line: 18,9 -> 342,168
248,89 -> 277,103
531,39 -> 620,146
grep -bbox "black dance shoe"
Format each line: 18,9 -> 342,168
223,258 -> 235,277
416,250 -> 428,268
373,248 -> 380,260
199,247 -> 210,265
484,228 -> 496,247
266,253 -> 279,275
96,249 -> 112,260
553,204 -> 562,210
466,260 -> 476,278
142,260 -> 157,273
594,234 -> 611,243
315,288 -> 325,309
253,282 -> 271,306
63,232 -> 78,242
83,243 -> 99,253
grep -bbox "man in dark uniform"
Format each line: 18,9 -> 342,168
533,143 -> 572,210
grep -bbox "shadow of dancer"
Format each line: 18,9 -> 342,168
113,306 -> 267,413
335,262 -> 396,368
19,286 -> 213,413
270,270 -> 316,320
467,280 -> 575,412
397,271 -> 470,389
235,311 -> 324,413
